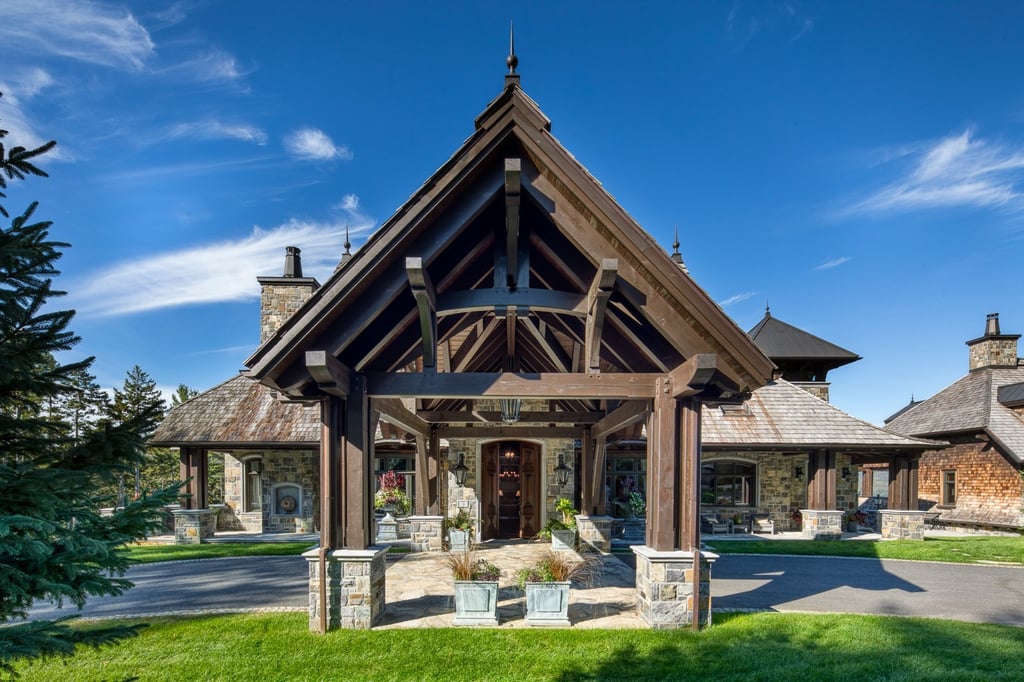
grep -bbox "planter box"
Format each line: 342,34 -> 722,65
524,581 -> 570,626
453,581 -> 499,626
449,528 -> 471,551
551,528 -> 576,551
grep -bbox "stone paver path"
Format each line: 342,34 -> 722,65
379,540 -> 642,628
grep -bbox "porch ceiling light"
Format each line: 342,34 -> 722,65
500,398 -> 522,424
554,454 -> 572,488
452,454 -> 469,487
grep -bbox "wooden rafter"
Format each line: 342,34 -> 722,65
364,371 -> 660,399
520,317 -> 571,372
406,257 -> 437,370
374,397 -> 432,440
592,399 -> 652,440
305,351 -> 351,397
438,425 -> 582,439
585,258 -> 618,372
505,158 -> 521,288
416,409 -> 604,423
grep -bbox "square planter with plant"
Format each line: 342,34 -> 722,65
446,509 -> 474,551
447,549 -> 501,626
516,549 -> 594,627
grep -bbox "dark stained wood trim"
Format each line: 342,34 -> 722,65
592,399 -> 652,440
414,434 -> 428,515
678,397 -> 701,552
374,397 -> 432,440
646,376 -> 676,551
519,317 -> 572,372
450,318 -> 502,373
416,409 -> 604,423
505,158 -> 521,288
436,288 -> 586,316
406,257 -> 437,370
594,435 -> 608,515
585,258 -> 618,372
436,425 -> 582,439
364,371 -> 661,399
305,351 -> 351,398
342,376 -> 371,549
319,396 -> 341,550
581,428 -> 595,515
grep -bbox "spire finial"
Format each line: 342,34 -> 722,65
344,222 -> 351,255
669,225 -> 688,274
672,225 -> 680,253
506,21 -> 518,74
337,223 -> 353,271
765,301 -> 771,318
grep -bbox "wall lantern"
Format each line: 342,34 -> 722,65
499,398 -> 522,424
249,459 -> 263,475
452,454 -> 469,487
794,465 -> 804,481
841,467 -> 851,481
553,454 -> 572,488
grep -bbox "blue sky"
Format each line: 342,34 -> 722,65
1,1 -> 1022,426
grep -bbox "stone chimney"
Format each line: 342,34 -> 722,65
966,313 -> 1020,371
257,246 -> 320,344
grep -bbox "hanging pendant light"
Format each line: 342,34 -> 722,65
499,398 -> 522,424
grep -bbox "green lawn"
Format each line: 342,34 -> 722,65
704,536 -> 1024,565
123,541 -> 315,563
13,612 -> 1024,681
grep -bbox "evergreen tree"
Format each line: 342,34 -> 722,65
51,365 -> 110,443
0,94 -> 180,674
170,383 -> 199,406
109,365 -> 164,501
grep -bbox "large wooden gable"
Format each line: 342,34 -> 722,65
245,74 -> 773,407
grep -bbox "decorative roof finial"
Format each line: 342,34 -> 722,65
765,302 -> 771,318
336,223 -> 353,271
669,225 -> 689,274
506,21 -> 518,74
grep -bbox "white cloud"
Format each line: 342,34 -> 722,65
165,119 -> 268,145
0,87 -> 68,161
720,291 -> 757,306
0,1 -> 155,71
157,49 -> 250,85
69,212 -> 376,317
841,128 -> 1024,217
814,256 -> 851,271
285,128 -> 352,161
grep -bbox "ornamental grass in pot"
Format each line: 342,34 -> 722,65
516,548 -> 596,626
446,549 -> 501,626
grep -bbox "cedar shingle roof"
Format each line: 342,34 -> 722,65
702,379 -> 940,451
150,375 -> 318,448
885,366 -> 1024,465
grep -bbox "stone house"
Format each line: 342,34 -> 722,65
885,313 -> 1024,532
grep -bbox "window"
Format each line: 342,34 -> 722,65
941,470 -> 956,506
375,452 -> 416,510
605,455 -> 646,518
701,460 -> 755,507
243,458 -> 263,512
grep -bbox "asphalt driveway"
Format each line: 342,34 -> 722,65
24,552 -> 1024,627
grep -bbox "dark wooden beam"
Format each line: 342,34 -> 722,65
520,317 -> 572,372
678,397 -> 701,552
591,399 -> 652,440
506,309 -> 518,371
341,375 -> 371,549
450,318 -> 501,372
669,354 -> 740,400
365,371 -> 660,399
585,258 -> 618,372
437,425 -> 583,439
417,409 -> 604,423
436,288 -> 585,316
647,377 -> 676,551
406,257 -> 437,370
374,397 -> 432,440
305,350 -> 351,398
505,158 -> 521,288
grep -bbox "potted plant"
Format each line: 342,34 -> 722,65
846,509 -> 868,532
446,508 -> 474,551
374,470 -> 411,516
543,497 -> 578,551
516,549 -> 594,626
790,509 -> 802,530
446,549 -> 501,626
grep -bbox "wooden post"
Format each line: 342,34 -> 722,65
594,435 -> 608,515
178,447 -> 208,509
647,376 -> 676,551
580,428 -> 594,514
414,434 -> 428,515
807,449 -> 837,510
428,427 -> 440,514
677,398 -> 701,552
319,396 -> 341,551
342,374 -> 371,549
889,456 -> 918,510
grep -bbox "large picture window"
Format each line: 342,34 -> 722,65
701,460 -> 755,507
374,451 -> 416,512
605,454 -> 646,518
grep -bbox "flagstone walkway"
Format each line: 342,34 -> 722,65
378,540 -> 643,629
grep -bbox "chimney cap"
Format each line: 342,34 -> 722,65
283,245 -> 302,278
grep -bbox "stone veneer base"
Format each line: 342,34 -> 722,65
171,509 -> 215,545
576,515 -> 612,553
304,547 -> 388,631
800,509 -> 843,541
632,545 -> 717,629
879,510 -> 927,540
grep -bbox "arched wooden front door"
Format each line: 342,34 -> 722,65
480,441 -> 541,540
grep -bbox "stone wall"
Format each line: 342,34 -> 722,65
968,338 -> 1019,370
222,449 -> 318,533
259,279 -> 318,344
918,434 -> 1024,529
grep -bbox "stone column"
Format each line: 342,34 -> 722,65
879,510 -> 926,540
575,514 -> 612,553
633,546 -> 716,629
304,547 -> 388,631
407,515 -> 443,552
171,508 -> 215,544
800,509 -> 843,540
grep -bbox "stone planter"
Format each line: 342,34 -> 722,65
847,521 -> 858,532
524,581 -> 570,626
449,528 -> 471,551
551,528 -> 576,551
453,580 -> 499,626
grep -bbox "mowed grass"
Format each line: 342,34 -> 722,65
704,536 -> 1024,565
123,541 -> 315,563
13,612 -> 1024,681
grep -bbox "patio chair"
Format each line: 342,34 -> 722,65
750,515 -> 775,535
701,515 -> 730,534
